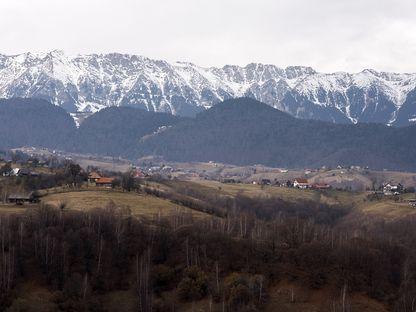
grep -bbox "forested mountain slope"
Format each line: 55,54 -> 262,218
137,98 -> 416,170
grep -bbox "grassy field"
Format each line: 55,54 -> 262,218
0,203 -> 34,215
179,179 -> 365,206
181,179 -> 416,220
357,193 -> 416,219
176,179 -> 319,201
41,189 -> 209,218
1,178 -> 415,221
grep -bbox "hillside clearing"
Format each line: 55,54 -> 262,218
41,190 -> 209,218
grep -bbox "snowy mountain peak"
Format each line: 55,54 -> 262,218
0,51 -> 415,126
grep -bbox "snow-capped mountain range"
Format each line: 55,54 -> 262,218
1,50 -> 416,126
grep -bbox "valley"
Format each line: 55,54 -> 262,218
0,152 -> 415,310
2,1 -> 416,311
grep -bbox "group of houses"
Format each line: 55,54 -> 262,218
382,183 -> 404,196
249,178 -> 331,190
87,168 -> 146,188
292,178 -> 331,190
2,167 -> 39,177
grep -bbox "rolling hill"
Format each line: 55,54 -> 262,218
75,106 -> 183,156
0,98 -> 77,150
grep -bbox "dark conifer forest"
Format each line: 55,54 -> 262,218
1,98 -> 416,171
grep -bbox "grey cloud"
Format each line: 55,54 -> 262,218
0,0 -> 415,72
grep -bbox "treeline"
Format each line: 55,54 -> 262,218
0,98 -> 182,158
75,106 -> 182,157
1,195 -> 416,311
0,159 -> 143,200
0,161 -> 86,202
143,179 -> 350,224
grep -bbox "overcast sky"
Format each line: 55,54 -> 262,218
0,0 -> 415,73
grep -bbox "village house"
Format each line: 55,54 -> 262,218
17,168 -> 39,177
10,168 -> 20,176
95,177 -> 114,188
88,171 -> 102,183
383,183 -> 404,196
293,178 -> 310,189
133,169 -> 145,179
3,168 -> 39,177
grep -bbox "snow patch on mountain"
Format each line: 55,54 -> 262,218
0,51 -> 416,126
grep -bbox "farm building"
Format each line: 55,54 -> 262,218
11,168 -> 20,176
8,192 -> 40,205
18,168 -> 31,176
293,178 -> 310,189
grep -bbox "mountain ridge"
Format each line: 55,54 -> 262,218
136,98 -> 416,171
1,50 -> 416,125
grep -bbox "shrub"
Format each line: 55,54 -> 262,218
177,266 -> 208,301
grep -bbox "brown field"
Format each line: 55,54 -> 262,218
41,189 -> 209,219
174,178 -> 358,205
357,193 -> 416,219
0,203 -> 34,215
190,179 -> 320,201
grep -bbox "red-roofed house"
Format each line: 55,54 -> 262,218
88,171 -> 102,183
133,169 -> 145,179
95,177 -> 114,188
